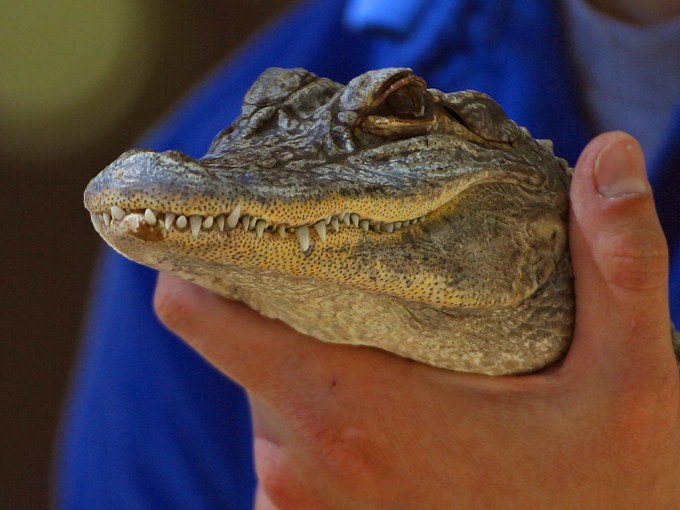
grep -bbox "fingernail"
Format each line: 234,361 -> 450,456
594,135 -> 648,198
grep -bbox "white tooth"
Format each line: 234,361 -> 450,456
202,216 -> 214,229
189,215 -> 203,236
359,219 -> 369,232
401,219 -> 410,227
216,215 -> 225,231
111,206 -> 126,221
394,221 -> 402,230
384,222 -> 394,233
350,213 -> 359,227
255,219 -> 267,238
226,206 -> 241,229
102,212 -> 111,226
410,217 -> 418,224
144,208 -> 157,226
325,213 -> 332,225
241,215 -> 251,231
371,222 -> 381,232
295,225 -> 310,251
165,212 -> 176,231
249,216 -> 258,230
277,225 -> 287,238
331,217 -> 340,232
313,220 -> 327,241
340,212 -> 350,226
176,215 -> 188,230
90,212 -> 102,233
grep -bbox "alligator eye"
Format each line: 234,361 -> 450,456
382,82 -> 426,118
361,74 -> 434,138
373,75 -> 430,119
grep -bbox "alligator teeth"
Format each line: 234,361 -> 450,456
313,220 -> 327,241
189,215 -> 202,236
176,215 -> 188,230
295,225 -> 310,251
165,212 -> 176,231
111,206 -> 126,221
216,215 -> 225,231
240,215 -> 251,231
144,208 -> 157,226
93,205 -> 428,244
90,212 -> 102,233
255,219 -> 267,238
226,206 -> 241,229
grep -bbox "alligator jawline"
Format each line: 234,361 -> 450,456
89,204 -> 430,252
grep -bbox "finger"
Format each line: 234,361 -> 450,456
565,131 -> 675,379
153,272 -> 326,392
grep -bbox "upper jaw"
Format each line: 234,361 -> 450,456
83,147 -> 445,248
83,135 -> 470,228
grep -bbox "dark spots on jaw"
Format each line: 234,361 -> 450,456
446,264 -> 464,287
401,231 -> 418,245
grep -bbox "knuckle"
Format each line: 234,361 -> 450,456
295,416 -> 384,491
253,439 -> 312,509
600,226 -> 668,291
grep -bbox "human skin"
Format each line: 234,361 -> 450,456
155,130 -> 680,508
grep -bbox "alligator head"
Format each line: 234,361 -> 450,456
84,67 -> 573,375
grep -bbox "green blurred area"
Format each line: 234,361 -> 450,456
0,0 -> 156,160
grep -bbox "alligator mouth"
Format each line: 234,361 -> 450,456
89,205 -> 428,252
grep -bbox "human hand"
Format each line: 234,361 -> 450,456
154,131 -> 680,509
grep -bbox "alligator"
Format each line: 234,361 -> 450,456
85,67 -> 578,375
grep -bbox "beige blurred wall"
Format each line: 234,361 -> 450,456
0,1 -> 295,507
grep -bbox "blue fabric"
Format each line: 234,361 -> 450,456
57,251 -> 255,509
56,0 -> 680,508
561,0 -> 680,169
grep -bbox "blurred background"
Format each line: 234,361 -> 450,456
1,0 -> 294,507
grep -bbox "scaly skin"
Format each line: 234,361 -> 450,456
84,68 -> 574,375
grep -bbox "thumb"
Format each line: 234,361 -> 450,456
566,131 -> 674,377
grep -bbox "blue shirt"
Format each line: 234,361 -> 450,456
56,1 -> 680,508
